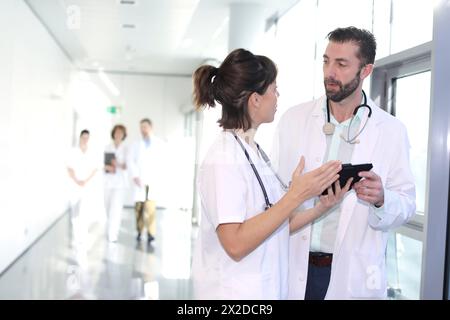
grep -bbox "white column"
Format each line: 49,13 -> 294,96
228,3 -> 266,52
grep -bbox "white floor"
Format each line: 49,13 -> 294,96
0,207 -> 196,300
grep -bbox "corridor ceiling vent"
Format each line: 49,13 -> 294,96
119,0 -> 137,5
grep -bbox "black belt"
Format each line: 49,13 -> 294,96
309,252 -> 333,267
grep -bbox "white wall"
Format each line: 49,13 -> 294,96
0,1 -> 75,274
111,74 -> 191,143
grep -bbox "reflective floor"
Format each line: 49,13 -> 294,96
0,208 -> 195,299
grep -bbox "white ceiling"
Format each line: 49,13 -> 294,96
25,0 -> 299,76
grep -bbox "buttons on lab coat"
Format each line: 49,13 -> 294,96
299,275 -> 305,282
302,235 -> 308,241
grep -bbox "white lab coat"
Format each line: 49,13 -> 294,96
104,142 -> 128,189
272,96 -> 416,299
67,147 -> 99,207
66,146 -> 100,245
104,142 -> 128,241
127,136 -> 164,202
192,131 -> 289,300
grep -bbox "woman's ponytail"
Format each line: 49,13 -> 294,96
193,65 -> 218,109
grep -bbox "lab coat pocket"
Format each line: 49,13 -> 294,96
348,252 -> 386,299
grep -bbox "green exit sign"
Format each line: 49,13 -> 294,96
107,106 -> 122,114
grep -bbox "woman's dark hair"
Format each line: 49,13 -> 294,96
111,124 -> 127,141
193,48 -> 277,131
80,129 -> 89,137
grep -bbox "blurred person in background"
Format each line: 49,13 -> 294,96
104,124 -> 128,243
67,129 -> 99,248
128,118 -> 163,244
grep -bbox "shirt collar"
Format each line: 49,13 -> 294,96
323,96 -> 365,126
143,137 -> 151,147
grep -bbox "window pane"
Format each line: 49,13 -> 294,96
274,0 -> 317,109
372,0 -> 392,59
390,0 -> 433,54
314,0 -> 373,98
394,71 -> 431,214
386,233 -> 422,299
256,0 -> 318,152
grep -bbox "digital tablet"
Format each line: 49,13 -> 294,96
104,152 -> 116,166
321,163 -> 373,196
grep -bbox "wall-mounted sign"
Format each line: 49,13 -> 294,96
106,105 -> 122,115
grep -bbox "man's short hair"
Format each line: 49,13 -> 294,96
80,129 -> 90,137
140,118 -> 153,126
327,26 -> 377,66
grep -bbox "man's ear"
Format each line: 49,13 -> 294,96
360,64 -> 374,80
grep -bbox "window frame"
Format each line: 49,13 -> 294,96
370,41 -> 434,299
371,42 -> 431,228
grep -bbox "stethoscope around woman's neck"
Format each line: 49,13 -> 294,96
323,90 -> 372,144
231,131 -> 288,210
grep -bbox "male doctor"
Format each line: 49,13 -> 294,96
272,27 -> 415,299
128,118 -> 162,243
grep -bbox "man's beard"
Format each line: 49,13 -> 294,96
324,70 -> 361,102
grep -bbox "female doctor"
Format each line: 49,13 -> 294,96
104,124 -> 128,242
191,48 -> 353,300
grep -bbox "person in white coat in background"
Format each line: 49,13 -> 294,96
128,118 -> 163,244
104,124 -> 128,242
191,48 -> 351,300
272,26 -> 416,299
67,129 -> 99,248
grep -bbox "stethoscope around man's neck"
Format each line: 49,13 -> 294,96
323,90 -> 372,144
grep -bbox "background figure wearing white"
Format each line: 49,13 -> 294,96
67,129 -> 99,248
104,124 -> 128,243
128,118 -> 162,244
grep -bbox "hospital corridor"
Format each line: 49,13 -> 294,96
1,0 -> 450,302
0,208 -> 195,300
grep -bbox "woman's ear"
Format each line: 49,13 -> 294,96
248,92 -> 260,109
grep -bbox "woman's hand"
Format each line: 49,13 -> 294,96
288,156 -> 341,203
316,178 -> 353,213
